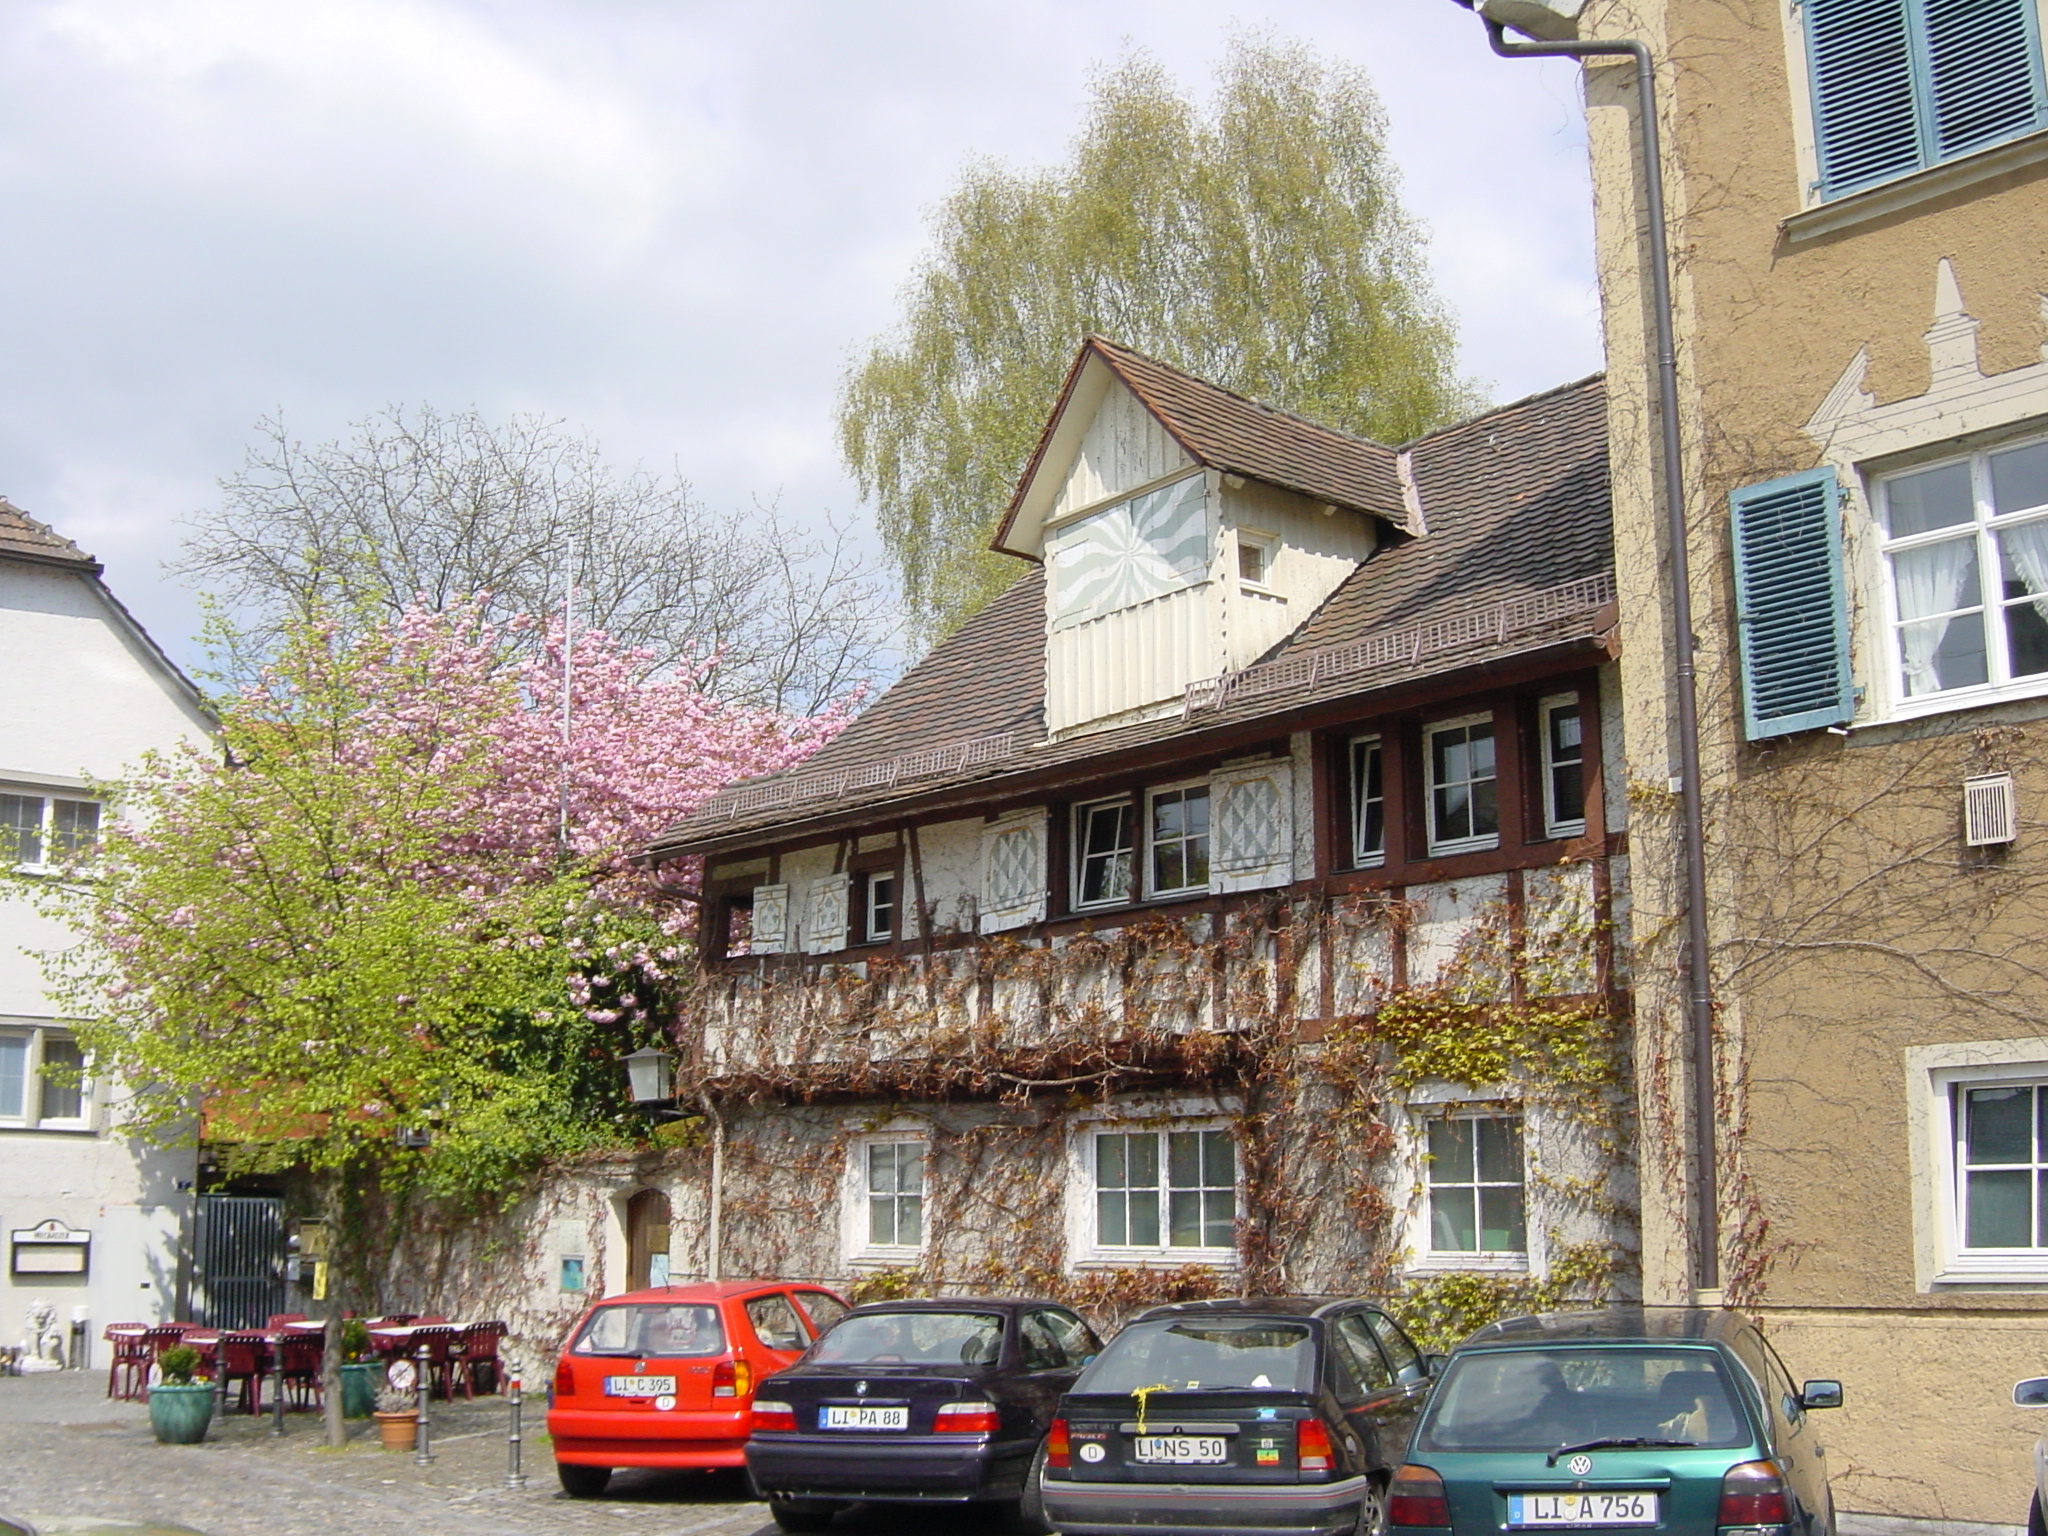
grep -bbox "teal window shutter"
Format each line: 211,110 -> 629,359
1806,0 -> 2046,199
1731,469 -> 1854,740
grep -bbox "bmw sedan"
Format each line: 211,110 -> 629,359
746,1297 -> 1100,1532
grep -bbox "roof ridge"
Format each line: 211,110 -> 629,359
1397,372 -> 1607,450
1084,335 -> 1401,453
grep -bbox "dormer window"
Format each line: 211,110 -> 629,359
1236,531 -> 1276,589
1048,474 -> 1209,631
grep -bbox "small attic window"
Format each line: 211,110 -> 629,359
1237,532 -> 1275,589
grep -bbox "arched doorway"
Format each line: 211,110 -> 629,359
625,1188 -> 672,1290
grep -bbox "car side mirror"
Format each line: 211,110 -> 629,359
1425,1354 -> 1450,1378
1080,1353 -> 1098,1366
1799,1380 -> 1844,1410
2014,1377 -> 2048,1407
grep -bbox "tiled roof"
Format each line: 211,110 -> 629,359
0,499 -> 98,570
653,374 -> 1611,857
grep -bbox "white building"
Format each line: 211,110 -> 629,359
1,501 -> 211,1355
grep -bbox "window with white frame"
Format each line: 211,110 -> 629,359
1073,798 -> 1135,909
1425,715 -> 1498,855
0,1024 -> 90,1129
864,1140 -> 924,1250
1425,1113 -> 1526,1255
1147,785 -> 1210,896
1349,735 -> 1385,868
1879,439 -> 2048,709
857,870 -> 897,945
1537,695 -> 1587,839
1951,1080 -> 2048,1254
1236,531 -> 1276,589
0,793 -> 100,868
1091,1127 -> 1235,1253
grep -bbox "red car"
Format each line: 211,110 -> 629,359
548,1280 -> 851,1496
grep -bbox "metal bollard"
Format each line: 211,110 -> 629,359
504,1376 -> 527,1489
271,1344 -> 287,1436
212,1349 -> 228,1422
412,1342 -> 433,1465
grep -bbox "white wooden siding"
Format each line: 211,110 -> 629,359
1046,582 -> 1220,735
1051,382 -> 1193,520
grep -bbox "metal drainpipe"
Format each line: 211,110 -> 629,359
1462,9 -> 1720,1292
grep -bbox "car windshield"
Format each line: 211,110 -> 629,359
1081,1318 -> 1316,1394
570,1303 -> 726,1359
811,1312 -> 1005,1367
1417,1347 -> 1751,1453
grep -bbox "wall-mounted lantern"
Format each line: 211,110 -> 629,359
622,1046 -> 675,1108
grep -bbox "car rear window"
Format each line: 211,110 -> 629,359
569,1303 -> 726,1359
1081,1318 -> 1316,1394
1417,1347 -> 1751,1453
811,1311 -> 1004,1367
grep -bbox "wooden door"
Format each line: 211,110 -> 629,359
625,1188 -> 672,1291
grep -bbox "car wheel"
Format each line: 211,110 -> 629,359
2030,1491 -> 2046,1536
767,1497 -> 838,1532
1356,1475 -> 1388,1536
555,1462 -> 611,1498
1001,1441 -> 1053,1535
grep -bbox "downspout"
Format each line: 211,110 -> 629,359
1460,8 -> 1721,1291
699,1091 -> 724,1283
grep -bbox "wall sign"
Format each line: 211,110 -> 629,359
11,1219 -> 90,1276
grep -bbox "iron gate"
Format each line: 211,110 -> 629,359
194,1195 -> 286,1328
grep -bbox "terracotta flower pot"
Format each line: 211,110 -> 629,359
373,1409 -> 418,1451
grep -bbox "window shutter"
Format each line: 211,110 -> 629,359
1209,763 -> 1294,894
1807,0 -> 1922,196
1730,469 -> 1854,739
979,812 -> 1047,933
751,883 -> 791,955
801,873 -> 850,955
1924,0 -> 2047,160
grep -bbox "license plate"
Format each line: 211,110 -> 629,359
1132,1434 -> 1229,1464
603,1375 -> 676,1397
821,1405 -> 908,1430
1508,1492 -> 1660,1527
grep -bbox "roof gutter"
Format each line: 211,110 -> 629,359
1456,3 -> 1721,1293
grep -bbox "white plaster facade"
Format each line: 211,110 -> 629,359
0,520 -> 212,1353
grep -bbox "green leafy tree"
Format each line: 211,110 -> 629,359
840,35 -> 1476,643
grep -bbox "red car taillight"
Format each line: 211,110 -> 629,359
1388,1464 -> 1451,1527
751,1399 -> 797,1432
935,1401 -> 1000,1433
1046,1417 -> 1071,1469
552,1361 -> 574,1398
1296,1417 -> 1335,1472
711,1357 -> 753,1399
1719,1459 -> 1790,1524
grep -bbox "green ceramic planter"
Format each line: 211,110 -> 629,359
148,1382 -> 215,1444
340,1361 -> 377,1419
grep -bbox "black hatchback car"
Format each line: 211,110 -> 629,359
745,1297 -> 1101,1532
1040,1297 -> 1434,1536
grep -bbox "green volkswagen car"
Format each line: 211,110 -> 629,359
1389,1308 -> 1841,1536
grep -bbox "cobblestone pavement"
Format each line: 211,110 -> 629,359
0,1373 -> 1017,1536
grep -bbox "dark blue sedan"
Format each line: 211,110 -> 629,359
744,1297 -> 1101,1532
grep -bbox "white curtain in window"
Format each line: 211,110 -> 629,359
1894,538 -> 1976,694
2002,519 -> 2048,623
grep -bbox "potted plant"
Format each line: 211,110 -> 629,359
147,1343 -> 214,1444
372,1381 -> 418,1451
338,1319 -> 377,1419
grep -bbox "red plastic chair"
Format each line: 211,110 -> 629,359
407,1325 -> 462,1400
278,1333 -> 324,1410
452,1321 -> 508,1396
216,1332 -> 272,1415
103,1325 -> 151,1400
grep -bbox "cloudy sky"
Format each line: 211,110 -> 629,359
0,0 -> 1598,672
